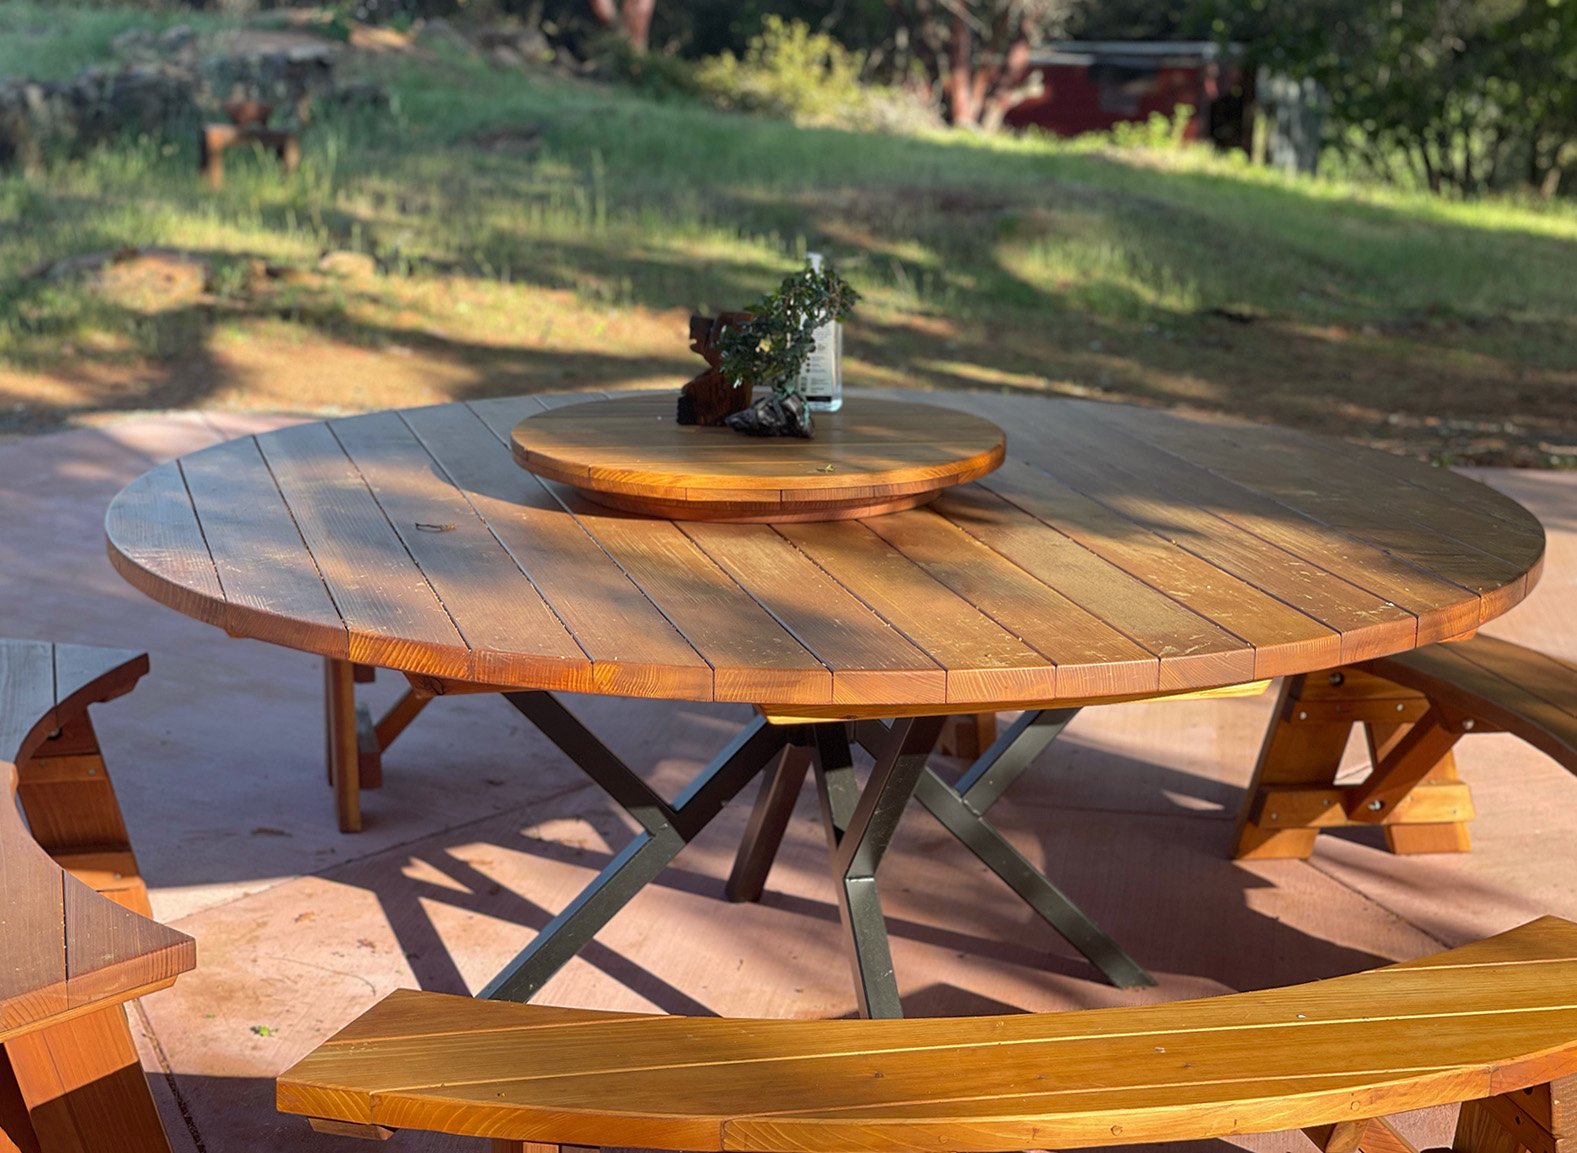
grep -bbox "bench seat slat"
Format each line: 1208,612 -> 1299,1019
2,641 -> 196,1047
0,641 -> 56,765
278,919 -> 1577,1153
327,1003 -> 1577,1113
1365,638 -> 1577,769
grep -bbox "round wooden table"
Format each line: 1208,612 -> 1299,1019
104,389 -> 1546,1014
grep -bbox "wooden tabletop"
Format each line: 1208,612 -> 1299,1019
510,395 -> 1007,522
104,390 -> 1545,714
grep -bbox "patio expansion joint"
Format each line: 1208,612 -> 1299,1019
133,998 -> 209,1153
1302,854 -> 1452,952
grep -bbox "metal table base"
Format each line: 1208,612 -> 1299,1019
480,693 -> 1153,1014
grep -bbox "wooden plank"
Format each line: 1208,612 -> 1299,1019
102,461 -> 229,634
178,436 -> 350,659
1095,401 -> 1547,554
1083,401 -> 1540,617
978,461 -> 1341,680
542,486 -> 831,704
676,522 -> 945,707
254,421 -> 473,678
297,1007 -> 1577,1153
62,874 -> 192,1008
981,403 -> 1420,665
858,509 -> 1161,699
3,1004 -> 175,1153
0,642 -> 56,768
1037,407 -> 1487,646
284,923 -> 1577,1090
0,766 -> 67,1037
774,520 -> 1057,706
329,411 -> 594,691
1367,642 -> 1577,771
932,485 -> 1255,691
408,400 -> 714,700
48,647 -> 144,718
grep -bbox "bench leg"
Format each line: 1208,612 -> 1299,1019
1367,723 -> 1473,855
1,1005 -> 174,1153
15,712 -> 152,916
1234,670 -> 1475,860
1306,1117 -> 1418,1153
1455,1074 -> 1575,1153
325,658 -> 362,832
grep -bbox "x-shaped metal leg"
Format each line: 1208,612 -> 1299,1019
730,709 -> 1154,995
481,692 -> 790,1002
813,715 -> 948,1018
906,710 -> 1154,989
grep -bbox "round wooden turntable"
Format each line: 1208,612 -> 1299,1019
510,394 -> 1007,522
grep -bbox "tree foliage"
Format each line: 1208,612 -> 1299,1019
718,262 -> 860,400
1196,0 -> 1577,195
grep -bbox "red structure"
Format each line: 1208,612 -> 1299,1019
1004,41 -> 1249,150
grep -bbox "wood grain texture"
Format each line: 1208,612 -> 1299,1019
511,395 -> 1006,521
107,393 -> 1541,708
278,918 -> 1577,1153
2,643 -> 195,1048
179,436 -> 350,659
1236,633 -> 1577,860
4,1003 -> 175,1153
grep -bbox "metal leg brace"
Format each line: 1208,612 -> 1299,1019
813,716 -> 948,1018
908,710 -> 1154,989
481,692 -> 790,1002
730,708 -> 1154,994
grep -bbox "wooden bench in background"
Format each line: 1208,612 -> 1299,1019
1235,635 -> 1577,859
2,640 -> 195,1153
279,916 -> 1577,1153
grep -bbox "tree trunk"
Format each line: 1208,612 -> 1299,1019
586,0 -> 654,52
621,0 -> 655,52
946,12 -> 979,126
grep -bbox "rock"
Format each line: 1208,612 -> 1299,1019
317,250 -> 378,279
725,392 -> 814,438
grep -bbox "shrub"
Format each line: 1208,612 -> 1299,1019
1107,104 -> 1196,150
694,17 -> 890,129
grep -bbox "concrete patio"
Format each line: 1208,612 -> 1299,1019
3,406 -> 1575,1153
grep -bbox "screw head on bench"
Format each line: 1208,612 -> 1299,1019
1328,672 -> 1345,686
1298,710 -> 1308,720
1368,799 -> 1385,811
1396,703 -> 1405,711
1462,718 -> 1475,730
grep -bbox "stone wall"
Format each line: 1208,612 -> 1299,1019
0,29 -> 382,171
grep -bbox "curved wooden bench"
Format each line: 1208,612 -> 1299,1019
2,640 -> 195,1153
279,916 -> 1577,1153
1235,634 -> 1577,859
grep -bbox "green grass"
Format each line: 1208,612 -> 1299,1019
2,1 -> 1575,463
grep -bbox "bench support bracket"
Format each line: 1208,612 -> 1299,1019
1235,670 -> 1476,860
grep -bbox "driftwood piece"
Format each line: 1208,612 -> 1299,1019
676,311 -> 752,426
